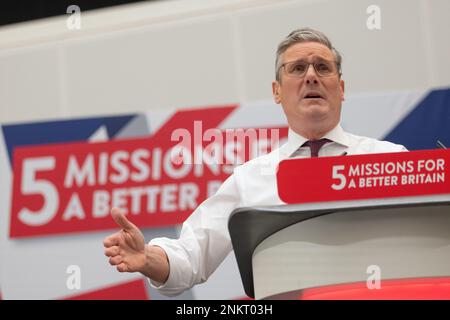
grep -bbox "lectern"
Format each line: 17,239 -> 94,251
228,149 -> 450,299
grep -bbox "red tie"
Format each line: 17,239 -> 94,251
302,138 -> 330,158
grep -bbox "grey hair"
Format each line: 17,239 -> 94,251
275,27 -> 342,82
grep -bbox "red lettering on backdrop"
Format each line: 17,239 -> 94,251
10,106 -> 287,238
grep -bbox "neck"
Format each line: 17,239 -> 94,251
291,124 -> 335,140
289,116 -> 339,140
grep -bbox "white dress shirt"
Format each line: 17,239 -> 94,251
148,124 -> 407,296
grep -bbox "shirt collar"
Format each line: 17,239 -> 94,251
282,123 -> 350,157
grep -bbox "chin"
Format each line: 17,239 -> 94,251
300,103 -> 329,115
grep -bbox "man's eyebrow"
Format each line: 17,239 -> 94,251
290,55 -> 332,62
310,55 -> 332,61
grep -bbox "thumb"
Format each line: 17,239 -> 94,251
111,207 -> 135,231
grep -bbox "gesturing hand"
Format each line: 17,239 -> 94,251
103,208 -> 146,273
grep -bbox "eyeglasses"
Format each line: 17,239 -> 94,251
279,58 -> 340,78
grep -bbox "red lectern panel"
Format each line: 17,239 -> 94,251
277,149 -> 449,204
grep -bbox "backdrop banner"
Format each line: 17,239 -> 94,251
1,88 -> 449,299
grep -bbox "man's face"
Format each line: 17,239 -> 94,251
272,41 -> 345,136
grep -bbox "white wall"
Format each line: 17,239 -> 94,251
0,0 -> 449,124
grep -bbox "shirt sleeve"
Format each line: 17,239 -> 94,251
147,173 -> 242,297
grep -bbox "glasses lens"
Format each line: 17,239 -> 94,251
283,59 -> 337,78
314,60 -> 336,77
286,61 -> 308,77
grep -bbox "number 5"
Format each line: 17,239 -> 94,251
331,165 -> 346,190
18,157 -> 59,226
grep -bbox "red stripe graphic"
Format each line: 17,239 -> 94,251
64,279 -> 149,300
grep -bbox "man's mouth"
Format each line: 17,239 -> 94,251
303,91 -> 324,99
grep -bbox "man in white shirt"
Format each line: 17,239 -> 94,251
103,27 -> 406,297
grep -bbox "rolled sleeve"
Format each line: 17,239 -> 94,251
147,238 -> 193,297
146,174 -> 241,297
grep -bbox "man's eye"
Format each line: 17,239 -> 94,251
290,63 -> 307,73
316,63 -> 331,72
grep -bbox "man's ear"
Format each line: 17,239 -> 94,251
340,79 -> 345,101
272,81 -> 281,104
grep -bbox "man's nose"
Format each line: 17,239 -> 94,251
305,64 -> 319,84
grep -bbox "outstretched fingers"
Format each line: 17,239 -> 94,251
103,233 -> 121,248
104,245 -> 120,257
116,263 -> 129,272
109,255 -> 123,266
